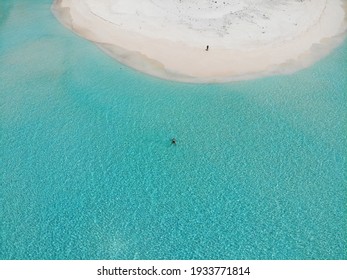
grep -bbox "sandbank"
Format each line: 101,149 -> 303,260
52,0 -> 347,83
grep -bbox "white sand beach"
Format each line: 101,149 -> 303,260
52,0 -> 347,82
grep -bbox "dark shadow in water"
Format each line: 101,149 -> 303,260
0,1 -> 14,29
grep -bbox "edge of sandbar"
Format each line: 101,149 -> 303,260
51,0 -> 347,83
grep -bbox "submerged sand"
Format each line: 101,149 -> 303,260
52,0 -> 347,83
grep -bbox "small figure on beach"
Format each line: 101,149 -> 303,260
171,138 -> 177,145
205,45 -> 209,51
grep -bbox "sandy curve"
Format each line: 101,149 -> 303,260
52,0 -> 347,83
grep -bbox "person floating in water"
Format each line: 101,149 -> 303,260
205,45 -> 209,51
171,138 -> 176,145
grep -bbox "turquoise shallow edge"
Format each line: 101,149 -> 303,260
0,0 -> 346,260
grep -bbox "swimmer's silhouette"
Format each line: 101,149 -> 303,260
171,138 -> 176,145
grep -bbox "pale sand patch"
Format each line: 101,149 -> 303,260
52,0 -> 347,83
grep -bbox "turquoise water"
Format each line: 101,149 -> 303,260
1,0 -> 346,260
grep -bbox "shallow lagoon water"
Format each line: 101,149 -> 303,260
1,0 -> 346,259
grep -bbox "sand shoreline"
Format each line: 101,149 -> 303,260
52,0 -> 347,83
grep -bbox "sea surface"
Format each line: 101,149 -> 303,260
1,0 -> 346,260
